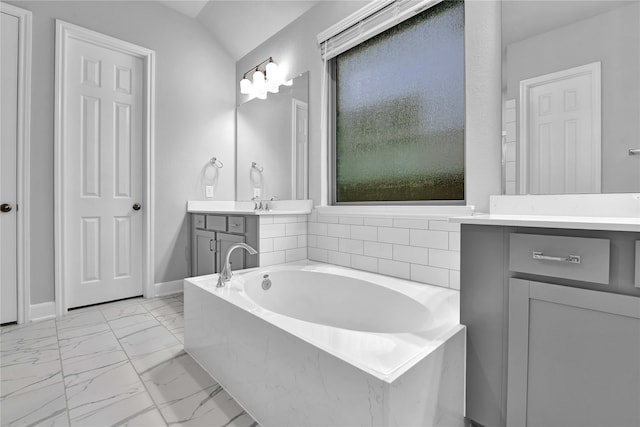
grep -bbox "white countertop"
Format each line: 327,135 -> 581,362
451,214 -> 640,232
186,200 -> 313,215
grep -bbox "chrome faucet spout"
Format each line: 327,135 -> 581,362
217,243 -> 258,287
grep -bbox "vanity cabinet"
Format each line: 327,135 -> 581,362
460,225 -> 640,427
191,214 -> 258,276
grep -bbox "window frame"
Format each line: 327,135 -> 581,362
327,1 -> 466,207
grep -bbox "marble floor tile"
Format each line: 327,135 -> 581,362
118,324 -> 184,374
1,359 -> 63,400
0,320 -> 57,346
141,352 -> 256,427
0,380 -> 68,427
58,327 -> 123,375
0,292 -> 256,427
101,301 -> 148,322
65,359 -> 150,422
108,312 -> 160,339
1,334 -> 60,367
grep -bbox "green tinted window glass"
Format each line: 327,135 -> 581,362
334,0 -> 465,203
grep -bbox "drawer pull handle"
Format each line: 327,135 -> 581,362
532,251 -> 581,264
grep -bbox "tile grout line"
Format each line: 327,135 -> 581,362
53,314 -> 73,427
101,298 -> 171,427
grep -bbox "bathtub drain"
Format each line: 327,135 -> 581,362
262,275 -> 272,290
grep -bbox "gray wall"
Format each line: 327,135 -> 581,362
235,0 -> 502,213
8,0 -> 236,303
505,2 -> 640,193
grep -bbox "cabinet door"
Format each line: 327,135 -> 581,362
194,230 -> 216,276
507,279 -> 640,427
217,233 -> 245,272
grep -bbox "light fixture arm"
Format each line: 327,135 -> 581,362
242,56 -> 275,80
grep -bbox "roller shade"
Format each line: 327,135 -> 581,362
317,0 -> 444,60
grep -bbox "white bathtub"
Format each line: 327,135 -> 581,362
184,261 -> 465,427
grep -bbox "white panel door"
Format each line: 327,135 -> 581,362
522,63 -> 601,194
1,12 -> 19,323
65,36 -> 143,308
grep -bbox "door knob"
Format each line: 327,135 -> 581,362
132,203 -> 141,211
0,203 -> 12,213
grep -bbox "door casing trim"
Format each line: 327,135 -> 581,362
1,3 -> 32,324
54,20 -> 156,315
518,62 -> 602,194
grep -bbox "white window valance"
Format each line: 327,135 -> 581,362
317,0 -> 444,60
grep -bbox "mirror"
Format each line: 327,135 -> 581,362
501,0 -> 640,194
236,71 -> 309,201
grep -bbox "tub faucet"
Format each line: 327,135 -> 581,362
217,243 -> 258,287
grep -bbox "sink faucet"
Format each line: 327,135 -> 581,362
216,243 -> 258,287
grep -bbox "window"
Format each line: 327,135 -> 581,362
331,0 -> 465,204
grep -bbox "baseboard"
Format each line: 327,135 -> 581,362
30,301 -> 56,322
153,279 -> 183,297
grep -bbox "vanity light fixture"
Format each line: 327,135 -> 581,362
239,57 -> 286,99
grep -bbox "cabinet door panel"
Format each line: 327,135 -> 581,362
195,230 -> 216,276
218,233 -> 245,272
508,280 -> 640,427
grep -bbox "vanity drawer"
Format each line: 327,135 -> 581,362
227,216 -> 245,234
192,214 -> 205,229
509,233 -> 610,284
205,215 -> 227,231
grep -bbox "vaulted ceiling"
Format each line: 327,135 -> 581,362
158,1 -> 320,60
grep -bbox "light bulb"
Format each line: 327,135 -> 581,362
266,61 -> 281,84
252,70 -> 266,93
240,78 -> 252,95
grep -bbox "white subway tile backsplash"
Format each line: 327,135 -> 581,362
428,220 -> 460,232
274,215 -> 298,224
449,232 -> 461,251
411,264 -> 450,288
286,247 -> 307,263
410,229 -> 449,249
318,214 -> 339,224
308,222 -> 328,236
351,225 -> 378,241
260,238 -> 274,253
261,223 -> 287,238
339,216 -> 364,225
308,247 -> 328,263
273,236 -> 298,251
286,222 -> 307,236
393,218 -> 430,229
393,244 -> 429,265
317,235 -> 339,251
429,249 -> 460,270
378,227 -> 409,245
363,241 -> 393,259
260,251 -> 286,267
301,210 -> 461,290
351,254 -> 378,273
259,216 -> 274,225
364,217 -> 393,227
449,270 -> 460,290
327,250 -> 352,267
339,238 -> 364,255
328,223 -> 350,238
379,259 -> 410,280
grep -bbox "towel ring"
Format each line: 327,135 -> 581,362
210,157 -> 223,168
251,162 -> 264,172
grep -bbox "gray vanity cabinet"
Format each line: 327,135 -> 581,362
460,225 -> 640,427
191,214 -> 258,276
